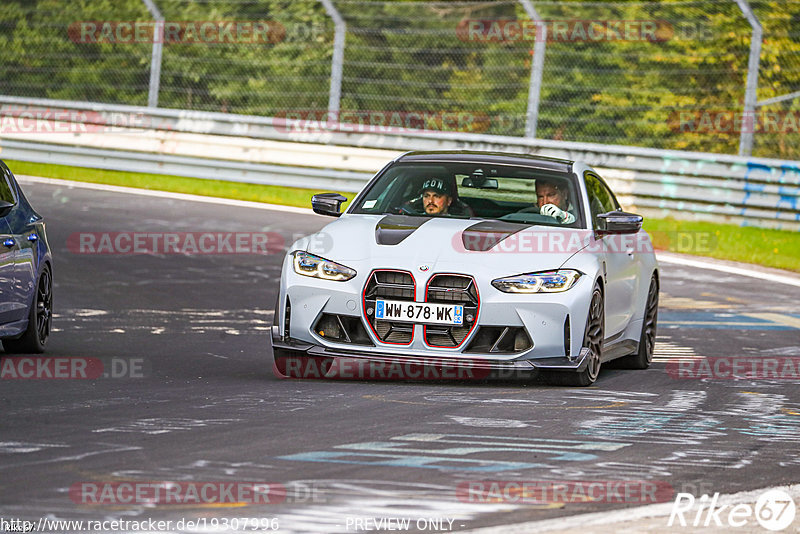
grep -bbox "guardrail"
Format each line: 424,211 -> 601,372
0,139 -> 373,193
1,95 -> 798,230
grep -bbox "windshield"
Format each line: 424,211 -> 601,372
350,161 -> 584,227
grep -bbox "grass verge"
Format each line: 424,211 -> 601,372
6,159 -> 799,273
643,218 -> 800,273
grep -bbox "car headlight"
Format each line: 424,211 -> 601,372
492,269 -> 582,293
292,251 -> 356,281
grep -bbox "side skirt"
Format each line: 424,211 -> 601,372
600,339 -> 638,363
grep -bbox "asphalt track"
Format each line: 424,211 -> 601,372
1,178 -> 800,533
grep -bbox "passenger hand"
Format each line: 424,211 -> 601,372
540,204 -> 576,224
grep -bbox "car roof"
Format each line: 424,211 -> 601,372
396,151 -> 574,174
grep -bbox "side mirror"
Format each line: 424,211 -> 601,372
596,211 -> 643,235
0,200 -> 14,218
311,193 -> 348,217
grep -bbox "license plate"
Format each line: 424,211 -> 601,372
375,299 -> 463,326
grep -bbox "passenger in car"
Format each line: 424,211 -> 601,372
535,179 -> 576,224
420,178 -> 452,215
401,177 -> 473,216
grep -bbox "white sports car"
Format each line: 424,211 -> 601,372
271,151 -> 658,386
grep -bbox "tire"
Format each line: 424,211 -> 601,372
613,275 -> 659,370
545,283 -> 604,386
2,264 -> 53,354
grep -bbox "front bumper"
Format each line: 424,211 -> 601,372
278,266 -> 593,361
271,328 -> 591,380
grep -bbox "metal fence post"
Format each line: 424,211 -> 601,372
141,0 -> 164,108
319,0 -> 345,115
519,0 -> 546,139
733,0 -> 762,157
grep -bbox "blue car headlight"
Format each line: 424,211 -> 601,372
492,269 -> 582,293
292,251 -> 356,281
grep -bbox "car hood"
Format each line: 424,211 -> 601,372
298,214 -> 587,274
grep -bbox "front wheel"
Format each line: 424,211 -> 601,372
545,283 -> 604,386
2,264 -> 53,354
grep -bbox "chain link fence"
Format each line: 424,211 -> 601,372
2,0 -> 800,160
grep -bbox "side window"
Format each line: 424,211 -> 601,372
584,172 -> 618,228
0,168 -> 16,205
355,172 -> 406,212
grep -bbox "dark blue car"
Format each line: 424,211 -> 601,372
0,160 -> 52,353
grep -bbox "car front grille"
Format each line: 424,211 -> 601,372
424,274 -> 479,348
363,271 -> 483,348
363,270 -> 415,344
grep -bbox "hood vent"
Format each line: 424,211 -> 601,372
460,220 -> 529,252
375,215 -> 431,245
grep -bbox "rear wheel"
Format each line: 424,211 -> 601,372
2,265 -> 52,354
613,275 -> 658,370
546,283 -> 603,386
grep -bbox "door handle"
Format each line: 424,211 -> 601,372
27,234 -> 38,242
3,238 -> 14,248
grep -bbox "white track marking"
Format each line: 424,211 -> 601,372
657,252 -> 800,288
16,174 -> 317,215
652,340 -> 703,363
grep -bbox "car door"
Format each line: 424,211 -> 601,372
0,167 -> 19,324
2,167 -> 39,323
584,171 -> 638,338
